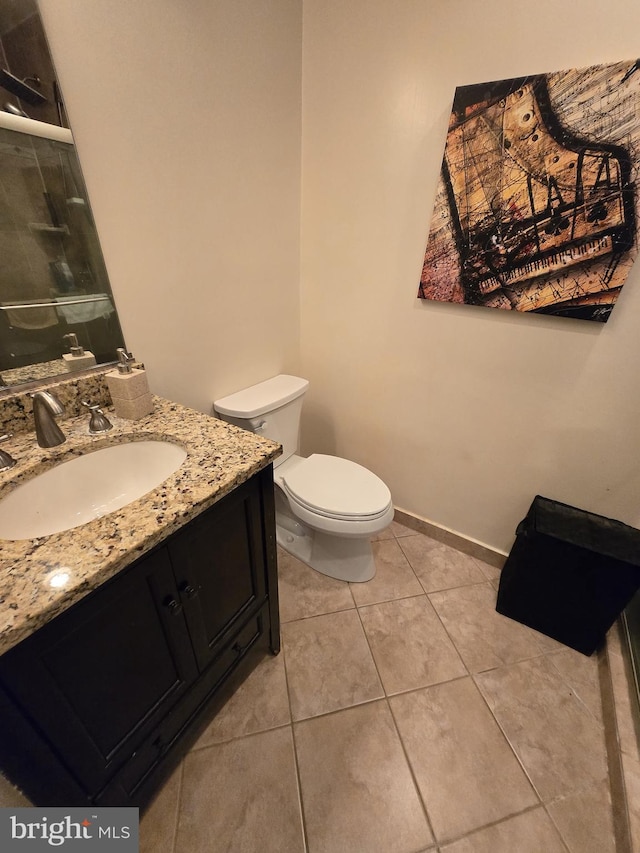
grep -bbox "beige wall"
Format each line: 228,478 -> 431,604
39,0 -> 302,414
300,0 -> 640,551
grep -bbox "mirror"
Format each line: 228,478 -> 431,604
0,0 -> 125,389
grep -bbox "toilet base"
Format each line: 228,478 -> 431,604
276,514 -> 376,582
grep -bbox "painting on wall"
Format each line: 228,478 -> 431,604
418,60 -> 640,323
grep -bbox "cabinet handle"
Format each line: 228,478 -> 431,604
164,597 -> 183,616
232,639 -> 250,656
179,582 -> 198,599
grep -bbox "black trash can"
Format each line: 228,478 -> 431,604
496,495 -> 640,655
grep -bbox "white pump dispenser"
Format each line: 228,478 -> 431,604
106,348 -> 154,419
62,333 -> 96,371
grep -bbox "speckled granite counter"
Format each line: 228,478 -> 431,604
1,359 -> 67,388
0,397 -> 281,656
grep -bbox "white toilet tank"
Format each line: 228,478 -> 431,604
213,375 -> 309,467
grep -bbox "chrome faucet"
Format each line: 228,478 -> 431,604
30,391 -> 66,448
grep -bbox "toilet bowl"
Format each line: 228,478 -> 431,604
214,375 -> 393,582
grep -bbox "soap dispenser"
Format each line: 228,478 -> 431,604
62,333 -> 96,371
106,348 -> 154,420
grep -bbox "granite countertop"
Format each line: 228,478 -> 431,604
0,397 -> 281,656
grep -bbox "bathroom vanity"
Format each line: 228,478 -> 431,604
0,388 -> 281,808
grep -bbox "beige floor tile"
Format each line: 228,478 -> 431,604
277,547 -> 355,622
475,656 -> 609,801
530,631 -> 572,653
282,609 -> 383,720
372,523 -> 395,541
547,647 -> 604,723
360,595 -> 466,694
546,780 -> 616,853
390,678 -> 537,842
440,808 -> 566,853
429,582 -> 548,672
125,534 -> 623,853
192,652 -> 290,747
0,773 -> 31,807
294,701 -> 433,853
350,539 -> 423,607
399,536 -> 486,592
622,751 -> 640,851
608,641 -> 640,763
472,556 -> 503,582
140,763 -> 182,853
176,727 -> 304,853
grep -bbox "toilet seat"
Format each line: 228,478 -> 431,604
281,454 -> 392,521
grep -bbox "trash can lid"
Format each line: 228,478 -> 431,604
518,496 -> 640,567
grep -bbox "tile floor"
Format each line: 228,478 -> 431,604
608,622 -> 640,849
137,520 -> 620,853
0,520 -> 624,851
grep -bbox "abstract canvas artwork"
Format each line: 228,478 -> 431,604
418,60 -> 640,322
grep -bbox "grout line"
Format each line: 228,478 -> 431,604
600,633 -> 633,853
280,602 -> 357,624
421,599 -> 471,679
385,695 -> 439,847
539,801 -> 576,853
350,589 -> 429,608
352,600 -> 439,846
394,537 -> 489,598
542,801 -> 573,853
288,724 -> 310,853
280,639 -> 311,853
470,670 -> 547,806
187,719 -> 293,752
469,553 -> 503,583
434,802 -> 558,850
289,693 -> 391,724
424,594 -> 559,677
170,760 -> 185,853
465,645 -> 581,675
289,673 -> 474,724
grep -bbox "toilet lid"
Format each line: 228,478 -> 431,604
282,454 -> 392,520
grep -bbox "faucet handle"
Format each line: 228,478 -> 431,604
81,400 -> 113,434
0,433 -> 16,472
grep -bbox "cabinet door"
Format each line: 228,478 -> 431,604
168,476 -> 267,671
0,547 -> 198,798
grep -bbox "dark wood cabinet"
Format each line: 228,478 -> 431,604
0,466 -> 279,808
168,477 -> 267,671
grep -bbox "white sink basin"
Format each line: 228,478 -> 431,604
0,440 -> 187,540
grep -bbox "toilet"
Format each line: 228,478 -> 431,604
214,374 -> 393,582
